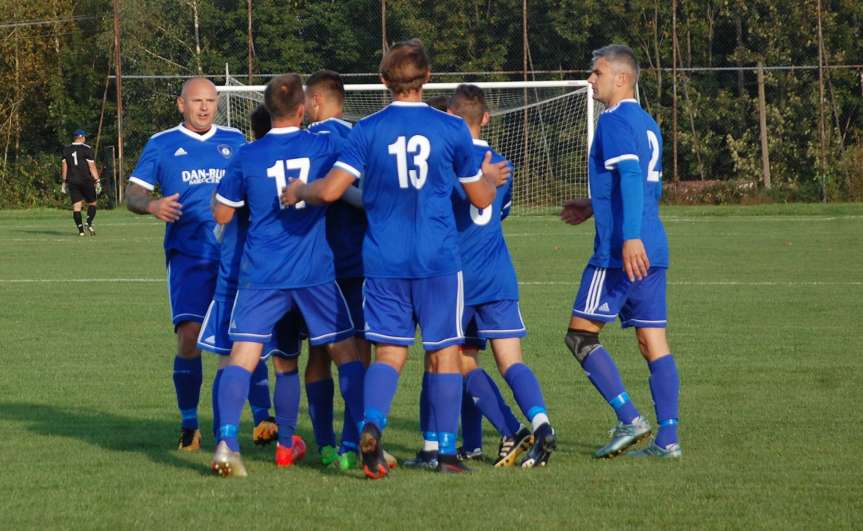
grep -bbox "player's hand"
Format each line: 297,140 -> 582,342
281,179 -> 305,207
94,179 -> 102,194
147,193 -> 182,222
481,151 -> 511,187
61,182 -> 67,194
560,198 -> 593,225
622,239 -> 650,282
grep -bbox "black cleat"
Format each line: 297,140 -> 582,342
457,446 -> 483,461
359,423 -> 389,480
178,427 -> 202,451
436,454 -> 471,474
403,449 -> 439,469
520,423 -> 556,468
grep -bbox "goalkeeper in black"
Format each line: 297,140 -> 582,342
61,129 -> 100,236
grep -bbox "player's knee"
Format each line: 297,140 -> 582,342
564,329 -> 602,363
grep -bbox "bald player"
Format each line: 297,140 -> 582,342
125,77 -> 246,451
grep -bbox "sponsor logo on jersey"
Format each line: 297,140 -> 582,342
181,168 -> 226,185
174,147 -> 188,156
217,144 -> 234,159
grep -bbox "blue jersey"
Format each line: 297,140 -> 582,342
215,126 -> 340,289
308,117 -> 366,279
335,102 -> 481,279
129,124 -> 245,260
452,140 -> 517,305
588,99 -> 669,269
213,206 -> 249,300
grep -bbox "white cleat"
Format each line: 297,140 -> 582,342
211,441 -> 248,478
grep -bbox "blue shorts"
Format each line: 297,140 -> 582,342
338,277 -> 365,336
463,300 -> 527,350
229,282 -> 354,347
166,251 -> 218,328
363,273 -> 465,350
571,265 -> 667,328
197,297 -> 302,359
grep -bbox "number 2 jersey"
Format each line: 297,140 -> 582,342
129,124 -> 245,261
334,102 -> 482,279
588,99 -> 669,269
451,140 -> 517,305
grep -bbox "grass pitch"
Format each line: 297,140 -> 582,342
1,203 -> 861,529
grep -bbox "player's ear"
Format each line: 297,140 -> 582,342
481,111 -> 490,127
296,103 -> 305,123
423,69 -> 432,84
176,96 -> 185,114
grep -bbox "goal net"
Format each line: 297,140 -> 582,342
216,77 -> 597,213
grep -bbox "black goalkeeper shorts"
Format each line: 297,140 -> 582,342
69,180 -> 97,203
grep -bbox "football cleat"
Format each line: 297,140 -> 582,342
403,450 -> 439,470
336,451 -> 358,471
359,423 -> 389,480
319,445 -> 339,467
211,440 -> 247,477
85,224 -> 95,236
383,449 -> 398,469
78,230 -> 85,237
178,428 -> 202,452
593,416 -> 652,459
520,423 -> 557,468
626,440 -> 682,459
252,417 -> 279,446
494,427 -> 533,467
457,446 -> 484,461
436,454 -> 471,474
275,435 -> 308,468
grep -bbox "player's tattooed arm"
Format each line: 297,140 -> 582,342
125,182 -> 182,222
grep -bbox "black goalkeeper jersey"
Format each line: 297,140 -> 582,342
62,143 -> 95,181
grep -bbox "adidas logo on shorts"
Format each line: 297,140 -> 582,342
598,302 -> 611,313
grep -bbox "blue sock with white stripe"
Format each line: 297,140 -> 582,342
362,363 -> 399,432
336,361 -> 365,450
503,363 -> 550,432
580,347 -> 640,424
248,359 -> 272,425
305,378 -> 336,448
173,356 -> 202,429
429,373 -> 462,456
217,365 -> 252,452
465,368 -> 518,438
420,372 -> 438,451
648,355 -> 680,448
274,370 -> 300,448
211,368 -> 223,439
460,377 -> 484,451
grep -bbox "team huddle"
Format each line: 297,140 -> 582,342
125,40 -> 681,479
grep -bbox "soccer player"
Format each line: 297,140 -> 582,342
302,70 -> 370,471
425,95 -> 448,112
61,129 -> 100,236
198,104 -> 278,448
282,39 -> 510,478
125,77 -> 246,451
209,74 -> 365,477
561,44 -> 681,459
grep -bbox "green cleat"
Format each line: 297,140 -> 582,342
319,445 -> 339,467
593,416 -> 652,459
211,441 -> 248,477
336,451 -> 358,471
627,441 -> 682,459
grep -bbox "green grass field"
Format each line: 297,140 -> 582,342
1,204 -> 862,530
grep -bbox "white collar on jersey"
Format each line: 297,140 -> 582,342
390,101 -> 428,107
602,98 -> 639,114
267,126 -> 301,135
309,117 -> 352,129
472,139 -> 489,147
177,123 -> 217,141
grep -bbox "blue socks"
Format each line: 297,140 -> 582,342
173,356 -> 203,429
503,363 -> 550,432
274,370 -> 300,448
336,361 -> 365,452
362,362 -> 399,431
460,379 -> 484,451
465,368 -> 520,438
216,365 -> 252,452
248,360 -> 272,425
581,347 -> 640,424
306,378 -> 336,448
211,368 -> 223,439
428,373 -> 462,456
649,355 -> 680,448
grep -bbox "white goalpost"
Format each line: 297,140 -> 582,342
216,77 -> 598,213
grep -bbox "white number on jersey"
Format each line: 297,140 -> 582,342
267,158 -> 310,209
470,205 -> 493,226
646,131 -> 661,183
388,135 -> 431,189
71,151 -> 78,166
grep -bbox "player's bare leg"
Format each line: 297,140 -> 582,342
175,322 -> 204,451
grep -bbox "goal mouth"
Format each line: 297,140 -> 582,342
216,78 -> 598,214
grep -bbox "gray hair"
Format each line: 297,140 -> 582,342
592,44 -> 640,82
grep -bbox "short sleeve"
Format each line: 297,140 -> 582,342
598,113 -> 639,170
128,138 -> 162,191
215,153 -> 245,207
333,123 -> 367,179
454,122 -> 482,183
84,146 -> 95,161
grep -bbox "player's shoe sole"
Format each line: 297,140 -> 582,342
359,424 -> 389,480
593,416 -> 652,459
520,423 -> 557,468
275,435 -> 308,468
494,427 -> 533,467
252,417 -> 279,446
178,428 -> 202,452
211,441 -> 248,477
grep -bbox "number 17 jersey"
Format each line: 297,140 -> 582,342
335,102 -> 482,279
